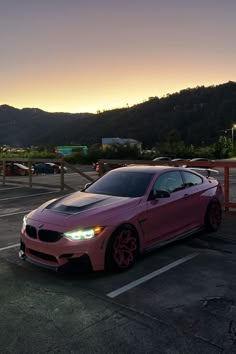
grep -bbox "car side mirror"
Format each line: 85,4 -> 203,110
149,189 -> 170,200
82,182 -> 92,191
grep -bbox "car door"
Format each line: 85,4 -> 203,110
142,170 -> 190,247
179,170 -> 206,226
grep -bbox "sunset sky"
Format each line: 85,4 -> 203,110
1,0 -> 236,113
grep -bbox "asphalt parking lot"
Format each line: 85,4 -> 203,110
0,173 -> 236,354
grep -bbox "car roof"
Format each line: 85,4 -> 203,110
14,163 -> 28,169
108,165 -> 182,174
171,158 -> 185,161
190,158 -> 209,161
152,156 -> 171,161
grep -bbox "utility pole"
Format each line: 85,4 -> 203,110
232,124 -> 236,149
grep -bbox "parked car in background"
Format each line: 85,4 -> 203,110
170,158 -> 186,167
152,156 -> 171,162
189,158 -> 210,162
20,165 -> 223,273
0,162 -> 32,176
188,158 -> 213,168
34,162 -> 67,174
95,162 -> 125,175
171,158 -> 185,162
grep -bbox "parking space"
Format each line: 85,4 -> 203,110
0,176 -> 236,353
113,242 -> 236,349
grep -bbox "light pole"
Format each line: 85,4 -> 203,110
232,124 -> 236,148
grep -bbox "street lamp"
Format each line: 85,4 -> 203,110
232,124 -> 236,148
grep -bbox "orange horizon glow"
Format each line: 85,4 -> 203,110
1,1 -> 236,114
1,79 -> 233,114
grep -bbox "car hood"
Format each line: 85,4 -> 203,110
28,191 -> 141,228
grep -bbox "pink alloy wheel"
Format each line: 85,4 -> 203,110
210,203 -> 221,226
113,228 -> 137,268
208,202 -> 221,230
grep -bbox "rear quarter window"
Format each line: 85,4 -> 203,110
182,171 -> 203,187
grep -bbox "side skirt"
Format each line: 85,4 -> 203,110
144,226 -> 203,254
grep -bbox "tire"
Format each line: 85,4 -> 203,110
105,225 -> 139,272
205,200 -> 222,232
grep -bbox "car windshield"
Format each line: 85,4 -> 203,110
84,171 -> 154,197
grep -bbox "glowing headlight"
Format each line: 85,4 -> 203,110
23,215 -> 28,228
63,226 -> 104,240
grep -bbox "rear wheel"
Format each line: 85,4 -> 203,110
205,201 -> 222,232
105,225 -> 139,272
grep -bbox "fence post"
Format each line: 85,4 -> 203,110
28,160 -> 32,188
60,157 -> 64,191
98,161 -> 105,176
2,160 -> 6,185
224,166 -> 229,211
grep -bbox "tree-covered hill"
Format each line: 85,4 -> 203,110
1,81 -> 236,147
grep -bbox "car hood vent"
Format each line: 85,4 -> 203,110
45,192 -> 127,215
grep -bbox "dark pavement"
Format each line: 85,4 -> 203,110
0,175 -> 236,354
0,211 -> 236,354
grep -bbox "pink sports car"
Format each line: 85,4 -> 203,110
20,165 -> 224,272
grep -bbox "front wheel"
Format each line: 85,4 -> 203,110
205,201 -> 222,232
105,225 -> 139,272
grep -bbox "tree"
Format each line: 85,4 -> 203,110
160,129 -> 186,156
213,136 -> 232,158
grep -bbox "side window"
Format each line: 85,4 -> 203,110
153,171 -> 185,194
182,171 -> 203,188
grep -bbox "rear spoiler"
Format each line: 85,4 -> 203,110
187,167 -> 219,177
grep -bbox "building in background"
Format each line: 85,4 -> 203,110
102,138 -> 142,152
54,145 -> 88,156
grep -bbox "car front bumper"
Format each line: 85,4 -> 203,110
20,225 -> 113,272
19,242 -> 93,272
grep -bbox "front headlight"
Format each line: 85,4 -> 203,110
22,215 -> 28,229
63,226 -> 104,241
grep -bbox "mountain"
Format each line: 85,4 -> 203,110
0,105 -> 94,146
1,81 -> 236,147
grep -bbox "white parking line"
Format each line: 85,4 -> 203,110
0,243 -> 20,252
107,253 -> 199,298
0,186 -> 23,191
0,210 -> 32,218
0,190 -> 58,201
